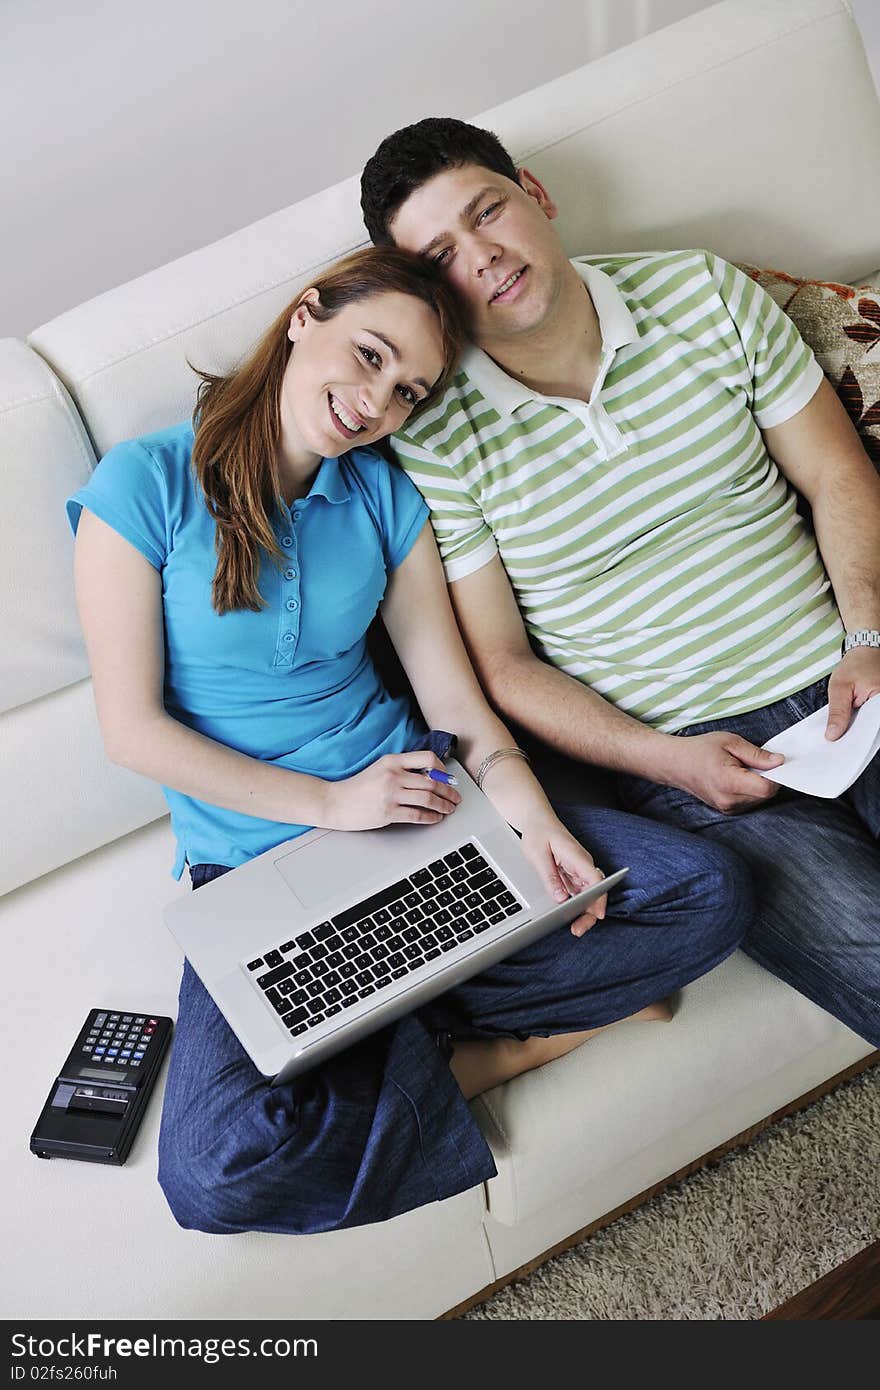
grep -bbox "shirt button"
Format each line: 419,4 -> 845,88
281,536 -> 293,548
282,633 -> 294,643
286,598 -> 298,611
292,511 -> 301,523
284,568 -> 296,580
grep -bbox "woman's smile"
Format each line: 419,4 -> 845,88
328,392 -> 368,439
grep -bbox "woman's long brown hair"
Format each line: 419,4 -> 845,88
191,246 -> 467,614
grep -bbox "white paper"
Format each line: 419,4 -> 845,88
761,694 -> 880,797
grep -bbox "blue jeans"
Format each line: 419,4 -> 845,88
616,676 -> 880,1048
157,802 -> 752,1236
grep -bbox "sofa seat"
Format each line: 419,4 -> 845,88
2,818 -> 491,1321
476,954 -> 872,1276
4,813 -> 872,1319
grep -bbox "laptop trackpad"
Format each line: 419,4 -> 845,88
274,831 -> 385,911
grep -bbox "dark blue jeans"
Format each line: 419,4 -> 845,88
157,802 -> 752,1236
616,676 -> 880,1048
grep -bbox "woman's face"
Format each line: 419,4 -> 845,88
281,289 -> 446,461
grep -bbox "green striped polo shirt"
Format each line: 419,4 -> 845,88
392,249 -> 843,732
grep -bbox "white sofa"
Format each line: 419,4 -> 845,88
3,0 -> 879,1321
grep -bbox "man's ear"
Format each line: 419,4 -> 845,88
288,288 -> 321,343
517,167 -> 558,220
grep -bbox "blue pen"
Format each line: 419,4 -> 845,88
420,768 -> 459,786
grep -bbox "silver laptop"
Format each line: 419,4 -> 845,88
164,757 -> 627,1083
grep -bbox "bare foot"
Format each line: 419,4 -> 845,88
450,996 -> 674,1098
630,997 -> 673,1023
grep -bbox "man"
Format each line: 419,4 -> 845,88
360,117 -> 880,1046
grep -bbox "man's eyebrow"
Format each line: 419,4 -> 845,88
366,330 -> 430,392
417,185 -> 501,257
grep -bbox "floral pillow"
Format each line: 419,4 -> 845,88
736,262 -> 880,470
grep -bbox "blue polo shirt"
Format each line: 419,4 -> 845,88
66,421 -> 428,876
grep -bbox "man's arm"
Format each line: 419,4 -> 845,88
762,376 -> 880,738
448,553 -> 784,811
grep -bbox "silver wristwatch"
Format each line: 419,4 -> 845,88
841,628 -> 880,656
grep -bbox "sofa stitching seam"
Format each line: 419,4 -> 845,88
477,1092 -> 518,1219
0,385 -> 95,473
515,9 -> 848,165
34,233 -> 370,386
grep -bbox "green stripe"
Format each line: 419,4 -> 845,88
394,248 -> 837,726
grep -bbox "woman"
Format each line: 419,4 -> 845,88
67,247 -> 750,1235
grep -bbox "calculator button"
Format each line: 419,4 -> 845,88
120,1050 -> 132,1058
82,1045 -> 93,1053
134,1016 -> 146,1024
130,1060 -> 141,1068
122,1015 -> 132,1022
148,1019 -> 158,1026
109,1014 -> 120,1021
94,1047 -> 105,1055
94,1012 -> 107,1024
107,1048 -> 118,1056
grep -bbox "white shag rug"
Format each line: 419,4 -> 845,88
462,1066 -> 880,1320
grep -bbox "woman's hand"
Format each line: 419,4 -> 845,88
519,817 -> 610,937
321,751 -> 461,832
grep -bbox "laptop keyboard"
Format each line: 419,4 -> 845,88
245,841 -> 523,1038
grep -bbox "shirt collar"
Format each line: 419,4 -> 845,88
301,455 -> 352,505
461,259 -> 641,418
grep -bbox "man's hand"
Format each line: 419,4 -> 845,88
825,648 -> 880,740
665,732 -> 784,814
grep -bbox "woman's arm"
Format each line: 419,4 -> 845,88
380,525 -> 608,931
74,511 -> 454,831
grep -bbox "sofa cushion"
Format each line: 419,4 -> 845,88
2,818 -> 491,1319
0,339 -> 95,714
0,682 -> 166,897
476,951 -> 873,1229
737,264 -> 880,471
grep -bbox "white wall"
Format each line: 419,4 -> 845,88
2,0 -> 877,338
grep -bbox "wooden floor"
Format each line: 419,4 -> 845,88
764,1239 -> 880,1319
443,1051 -> 880,1320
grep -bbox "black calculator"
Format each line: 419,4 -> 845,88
30,1009 -> 173,1165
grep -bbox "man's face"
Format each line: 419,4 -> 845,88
388,163 -> 567,353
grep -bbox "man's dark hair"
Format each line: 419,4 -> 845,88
360,117 -> 519,246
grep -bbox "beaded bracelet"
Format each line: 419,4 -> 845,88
475,746 -> 531,790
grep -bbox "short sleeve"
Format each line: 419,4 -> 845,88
705,252 -> 824,429
66,439 -> 170,569
370,453 -> 429,572
390,431 -> 497,582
